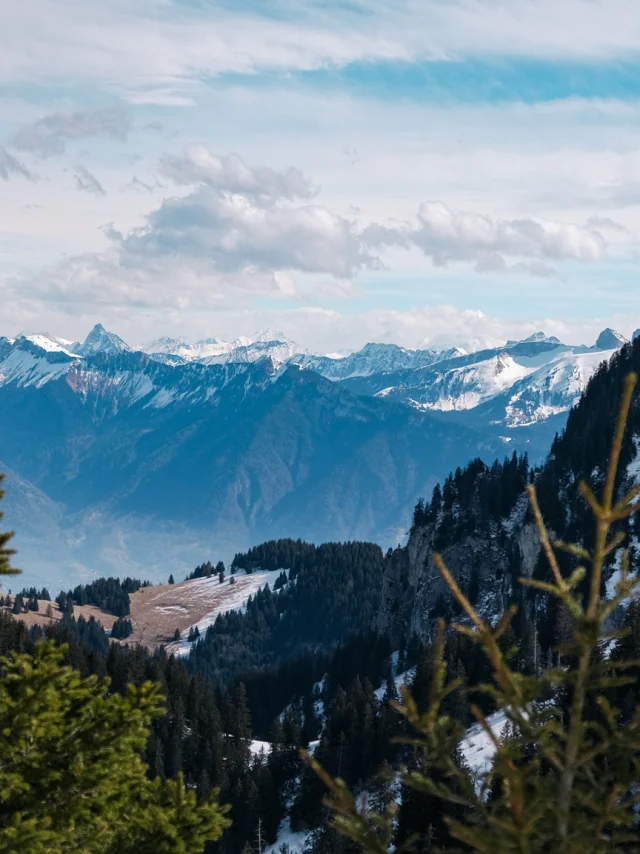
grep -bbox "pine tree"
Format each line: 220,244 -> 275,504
168,574 -> 175,585
305,373 -> 640,854
0,473 -> 19,577
368,760 -> 395,814
0,641 -> 230,853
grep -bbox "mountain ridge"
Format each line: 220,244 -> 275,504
0,323 -> 628,589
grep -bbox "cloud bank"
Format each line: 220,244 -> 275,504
4,148 -> 610,318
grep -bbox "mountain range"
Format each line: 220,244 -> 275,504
0,322 -> 629,589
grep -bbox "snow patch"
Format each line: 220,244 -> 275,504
460,710 -> 509,780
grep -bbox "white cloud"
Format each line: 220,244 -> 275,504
586,216 -> 631,234
3,1 -> 640,101
408,201 -> 606,267
362,201 -> 607,271
73,165 -> 106,197
112,186 -> 376,278
158,147 -> 317,201
1,144 -> 616,325
11,107 -> 131,157
3,156 -> 378,313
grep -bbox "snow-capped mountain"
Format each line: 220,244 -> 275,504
140,336 -> 235,362
75,323 -> 131,357
377,351 -> 534,412
506,332 -> 562,347
141,329 -> 305,365
2,324 -> 626,428
595,328 -> 628,350
14,333 -> 79,356
462,348 -> 617,434
291,342 -> 447,380
0,335 -> 79,388
331,330 -> 624,436
419,333 -> 506,354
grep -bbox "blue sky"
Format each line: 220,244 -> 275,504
2,0 -> 640,352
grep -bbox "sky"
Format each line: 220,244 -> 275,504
2,0 -> 640,353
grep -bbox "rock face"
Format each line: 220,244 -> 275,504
375,502 -> 541,646
595,328 -> 628,351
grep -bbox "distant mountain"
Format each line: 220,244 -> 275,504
328,333 -> 620,447
419,333 -> 505,354
0,339 -> 504,589
75,323 -> 131,356
0,323 -> 628,589
291,342 -> 447,380
141,329 -> 305,365
595,328 -> 628,350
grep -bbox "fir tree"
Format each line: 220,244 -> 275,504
0,641 -> 230,853
0,473 -> 19,577
111,616 -> 133,639
168,574 -> 175,585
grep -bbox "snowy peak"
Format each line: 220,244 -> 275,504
78,324 -> 131,357
140,336 -> 187,354
422,334 -> 506,354
513,331 -> 562,346
501,349 -> 612,427
143,337 -> 235,361
595,328 -> 628,350
140,329 -> 302,364
0,336 -> 79,389
405,352 -> 534,412
250,328 -> 287,344
15,333 -> 79,356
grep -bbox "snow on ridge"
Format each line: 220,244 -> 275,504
17,333 -> 80,357
417,352 -> 534,413
503,348 -> 614,428
0,348 -> 75,389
